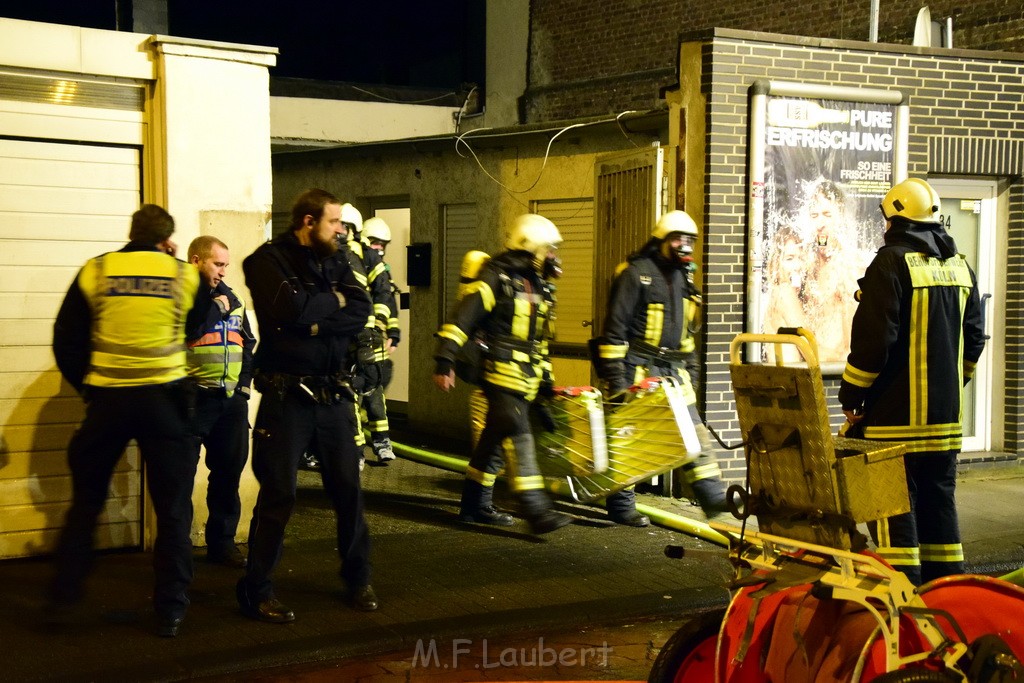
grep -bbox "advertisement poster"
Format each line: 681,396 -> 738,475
755,97 -> 896,365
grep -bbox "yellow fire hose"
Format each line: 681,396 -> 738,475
392,441 -> 729,546
1000,566 -> 1024,586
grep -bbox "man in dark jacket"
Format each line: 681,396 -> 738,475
840,177 -> 986,585
186,236 -> 256,569
237,188 -> 376,623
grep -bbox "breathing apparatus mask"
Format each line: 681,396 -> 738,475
542,254 -> 563,280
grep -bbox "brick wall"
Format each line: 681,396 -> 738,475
526,0 -> 1024,122
694,31 -> 1024,476
1008,183 -> 1024,451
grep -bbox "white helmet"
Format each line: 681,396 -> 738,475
340,203 -> 363,234
652,210 -> 699,240
362,216 -> 392,243
505,214 -> 562,267
880,178 -> 940,223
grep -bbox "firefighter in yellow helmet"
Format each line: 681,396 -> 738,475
300,203 -> 399,472
593,210 -> 728,524
433,213 -> 572,534
358,215 -> 401,460
840,177 -> 986,585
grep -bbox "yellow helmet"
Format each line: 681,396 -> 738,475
340,203 -> 363,234
362,216 -> 392,243
880,178 -> 940,223
505,214 -> 562,265
652,210 -> 699,240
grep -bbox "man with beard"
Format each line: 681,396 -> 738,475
593,210 -> 729,525
237,188 -> 377,623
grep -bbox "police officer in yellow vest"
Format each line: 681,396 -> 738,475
49,204 -> 202,637
594,210 -> 728,524
185,236 -> 256,569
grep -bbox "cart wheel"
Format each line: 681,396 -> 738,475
648,609 -> 724,683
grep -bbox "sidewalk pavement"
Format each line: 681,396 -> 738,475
5,445 -> 1023,682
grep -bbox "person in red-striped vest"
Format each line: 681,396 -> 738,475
186,236 -> 256,570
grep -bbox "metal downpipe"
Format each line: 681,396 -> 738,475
392,441 -> 729,546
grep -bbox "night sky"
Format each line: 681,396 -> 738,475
1,0 -> 485,88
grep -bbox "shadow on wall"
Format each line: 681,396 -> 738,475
2,371 -> 142,561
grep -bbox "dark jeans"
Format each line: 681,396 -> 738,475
240,392 -> 371,603
191,391 -> 250,554
50,382 -> 199,619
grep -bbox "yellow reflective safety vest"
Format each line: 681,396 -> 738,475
78,250 -> 198,387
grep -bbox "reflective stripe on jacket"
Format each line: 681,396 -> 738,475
187,297 -> 248,396
435,250 -> 554,400
79,250 -> 198,387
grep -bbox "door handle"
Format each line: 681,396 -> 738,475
980,293 -> 992,341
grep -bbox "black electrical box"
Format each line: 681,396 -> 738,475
407,242 -> 432,287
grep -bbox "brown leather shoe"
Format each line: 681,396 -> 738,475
243,597 -> 295,623
349,584 -> 379,612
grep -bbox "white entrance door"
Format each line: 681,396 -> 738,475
930,178 -> 997,453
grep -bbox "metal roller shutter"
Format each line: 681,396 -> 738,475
0,137 -> 142,558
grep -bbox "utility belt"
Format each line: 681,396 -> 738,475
483,336 -> 543,363
193,383 -> 229,399
628,340 -> 688,364
253,369 -> 354,405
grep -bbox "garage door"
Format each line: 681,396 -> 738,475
0,137 -> 142,558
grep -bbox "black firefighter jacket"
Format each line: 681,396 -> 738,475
838,218 -> 986,455
434,250 -> 554,401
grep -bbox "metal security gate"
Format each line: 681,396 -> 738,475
592,146 -> 668,337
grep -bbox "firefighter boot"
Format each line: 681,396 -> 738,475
691,476 -> 729,518
520,490 -> 572,535
459,480 -> 514,526
372,437 -> 396,463
606,489 -> 650,527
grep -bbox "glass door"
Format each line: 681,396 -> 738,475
930,178 -> 996,453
